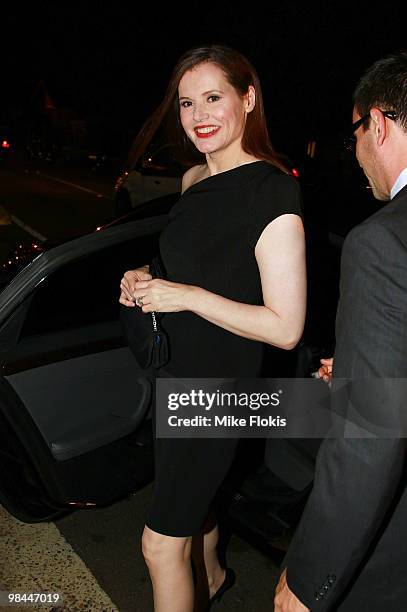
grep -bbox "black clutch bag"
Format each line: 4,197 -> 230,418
120,256 -> 169,369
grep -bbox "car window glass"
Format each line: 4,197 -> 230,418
19,233 -> 160,339
139,146 -> 184,177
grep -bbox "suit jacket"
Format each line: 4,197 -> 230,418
284,184 -> 407,611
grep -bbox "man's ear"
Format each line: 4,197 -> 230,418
370,108 -> 386,146
245,85 -> 256,113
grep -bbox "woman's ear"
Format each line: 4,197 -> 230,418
245,85 -> 256,113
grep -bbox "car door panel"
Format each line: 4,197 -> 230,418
4,347 -> 150,461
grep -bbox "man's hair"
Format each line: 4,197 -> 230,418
353,51 -> 407,131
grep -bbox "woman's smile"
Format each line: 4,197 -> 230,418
194,125 -> 221,138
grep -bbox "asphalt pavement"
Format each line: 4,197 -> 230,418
1,482 -> 282,612
0,157 -> 117,267
55,482 -> 282,612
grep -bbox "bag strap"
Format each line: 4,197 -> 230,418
149,254 -> 165,330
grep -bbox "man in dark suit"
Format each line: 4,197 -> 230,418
274,52 -> 407,611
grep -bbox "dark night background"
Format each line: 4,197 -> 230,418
2,2 -> 407,164
1,8 -> 407,608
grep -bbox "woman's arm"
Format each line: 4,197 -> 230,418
134,214 -> 306,350
187,213 -> 306,349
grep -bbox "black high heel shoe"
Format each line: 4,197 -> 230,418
206,568 -> 236,609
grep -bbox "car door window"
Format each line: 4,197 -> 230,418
0,231 -> 161,375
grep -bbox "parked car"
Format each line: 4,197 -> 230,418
114,144 -> 184,216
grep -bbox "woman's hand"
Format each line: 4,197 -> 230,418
132,279 -> 196,313
119,266 -> 152,307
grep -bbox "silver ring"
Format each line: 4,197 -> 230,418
135,296 -> 144,307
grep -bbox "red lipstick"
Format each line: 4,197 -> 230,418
194,125 -> 221,139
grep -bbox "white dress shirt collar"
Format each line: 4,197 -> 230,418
391,167 -> 407,199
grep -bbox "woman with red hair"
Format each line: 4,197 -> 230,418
120,45 -> 306,611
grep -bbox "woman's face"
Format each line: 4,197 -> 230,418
178,62 -> 254,156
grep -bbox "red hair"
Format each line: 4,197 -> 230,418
128,45 -> 288,173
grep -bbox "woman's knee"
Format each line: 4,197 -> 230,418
142,526 -> 191,568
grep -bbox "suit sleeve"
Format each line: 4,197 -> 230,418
283,220 -> 407,610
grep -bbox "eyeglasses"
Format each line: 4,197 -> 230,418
344,110 -> 398,152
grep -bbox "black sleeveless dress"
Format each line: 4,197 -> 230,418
145,161 -> 303,536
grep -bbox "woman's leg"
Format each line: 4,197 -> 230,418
142,525 -> 194,612
192,510 -> 227,590
191,523 -> 226,611
203,523 -> 226,597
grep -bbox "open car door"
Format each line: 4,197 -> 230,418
0,215 -> 167,522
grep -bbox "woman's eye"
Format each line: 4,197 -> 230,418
208,95 -> 220,102
180,101 -> 192,108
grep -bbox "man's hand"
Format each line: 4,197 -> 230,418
274,570 -> 310,612
318,357 -> 333,385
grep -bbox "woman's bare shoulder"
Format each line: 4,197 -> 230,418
181,164 -> 209,193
